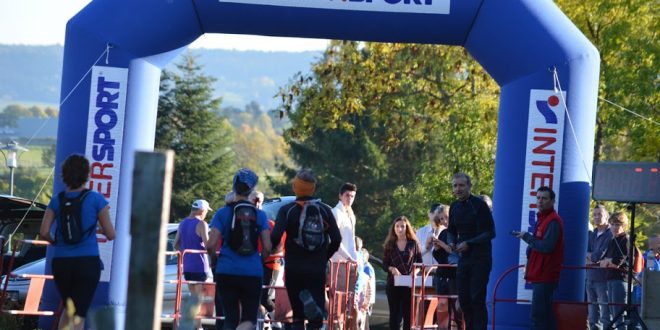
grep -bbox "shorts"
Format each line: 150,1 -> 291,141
184,272 -> 208,282
52,256 -> 102,317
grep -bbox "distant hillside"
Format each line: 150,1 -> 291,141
0,44 -> 322,110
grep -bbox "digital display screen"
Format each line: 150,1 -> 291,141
593,162 -> 660,203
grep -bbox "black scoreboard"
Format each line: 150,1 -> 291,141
592,162 -> 660,204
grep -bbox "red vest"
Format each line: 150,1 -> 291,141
525,209 -> 564,283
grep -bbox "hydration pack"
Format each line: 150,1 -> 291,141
288,200 -> 327,252
228,201 -> 259,256
58,189 -> 94,244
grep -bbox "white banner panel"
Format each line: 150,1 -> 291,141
86,66 -> 128,282
218,0 -> 451,15
516,89 -> 566,302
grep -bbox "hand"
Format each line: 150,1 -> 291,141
389,267 -> 401,276
599,258 -> 612,268
586,252 -> 592,263
426,237 -> 434,249
456,242 -> 469,253
513,231 -> 525,239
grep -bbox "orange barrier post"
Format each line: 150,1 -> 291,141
410,263 -> 461,330
1,239 -> 61,322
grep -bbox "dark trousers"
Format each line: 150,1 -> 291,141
456,257 -> 491,330
261,266 -> 275,312
214,273 -> 225,330
386,284 -> 412,330
216,274 -> 262,330
531,282 -> 557,330
285,269 -> 326,330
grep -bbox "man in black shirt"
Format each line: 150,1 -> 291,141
447,173 -> 496,330
271,170 -> 342,330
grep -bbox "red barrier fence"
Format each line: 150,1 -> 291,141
491,264 -> 639,330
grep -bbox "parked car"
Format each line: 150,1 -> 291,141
1,224 -> 194,317
0,195 -> 48,275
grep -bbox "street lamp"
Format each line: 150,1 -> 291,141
0,141 -> 28,196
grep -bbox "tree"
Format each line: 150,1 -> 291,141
556,0 -> 659,239
275,41 -> 500,253
156,53 -> 236,221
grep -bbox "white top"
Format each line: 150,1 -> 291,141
331,201 -> 358,262
416,224 -> 439,266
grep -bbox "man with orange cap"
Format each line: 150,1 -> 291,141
271,169 -> 342,330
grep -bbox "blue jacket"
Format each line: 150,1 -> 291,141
587,227 -> 613,282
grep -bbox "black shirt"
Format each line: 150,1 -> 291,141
447,195 -> 496,259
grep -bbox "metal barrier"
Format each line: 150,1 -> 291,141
490,264 -> 639,330
0,238 -> 60,329
327,260 -> 358,330
410,263 -> 461,330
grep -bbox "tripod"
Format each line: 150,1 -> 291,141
609,203 -> 647,330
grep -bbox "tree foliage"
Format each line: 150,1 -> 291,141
275,41 -> 499,252
156,53 -> 236,221
557,0 -> 659,239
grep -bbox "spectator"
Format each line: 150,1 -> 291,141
354,237 -> 369,330
447,173 -> 495,330
416,203 -> 443,269
633,234 -> 660,304
431,204 -> 462,329
271,170 -> 342,330
514,186 -> 564,330
360,248 -> 376,330
599,212 -> 633,330
331,182 -> 359,329
173,199 -> 212,329
383,215 -> 422,330
38,154 -> 116,330
586,204 -> 612,330
206,168 -> 272,330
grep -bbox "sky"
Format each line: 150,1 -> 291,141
0,0 -> 329,51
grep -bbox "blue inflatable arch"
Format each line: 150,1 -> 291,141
49,0 -> 599,328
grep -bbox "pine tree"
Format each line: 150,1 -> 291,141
156,53 -> 235,221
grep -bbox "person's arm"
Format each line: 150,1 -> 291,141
197,220 -> 210,247
447,207 -> 457,248
97,207 -> 116,241
464,201 -> 496,246
521,220 -> 560,253
206,228 -> 221,268
39,208 -> 56,243
173,227 -> 181,251
259,213 -> 272,261
271,205 -> 288,248
326,207 -> 342,260
610,237 -> 629,267
382,247 -> 400,276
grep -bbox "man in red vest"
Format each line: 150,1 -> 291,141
514,186 -> 564,330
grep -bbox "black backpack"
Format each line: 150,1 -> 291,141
57,189 -> 95,244
287,199 -> 327,252
228,201 -> 260,256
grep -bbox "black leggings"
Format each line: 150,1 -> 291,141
52,256 -> 101,317
216,274 -> 262,329
386,284 -> 412,330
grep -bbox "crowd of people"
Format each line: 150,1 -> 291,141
37,154 -> 659,330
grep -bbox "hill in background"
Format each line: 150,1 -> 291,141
0,44 -> 321,110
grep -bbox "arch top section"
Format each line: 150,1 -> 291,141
194,0 -> 484,46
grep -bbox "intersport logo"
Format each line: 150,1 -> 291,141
217,0 -> 451,15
